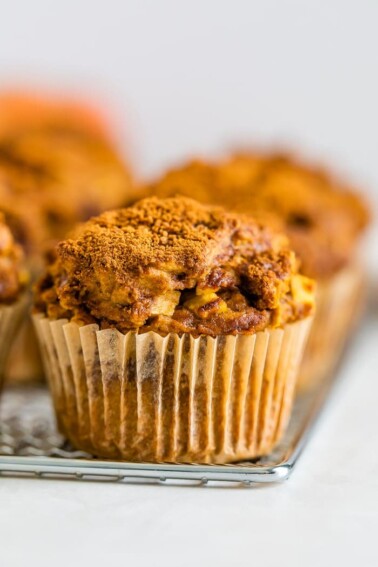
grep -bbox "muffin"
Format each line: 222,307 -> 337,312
33,197 -> 314,463
0,93 -> 135,264
148,154 -> 370,388
0,91 -> 135,382
0,212 -> 28,392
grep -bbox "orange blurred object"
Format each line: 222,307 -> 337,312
0,90 -> 115,142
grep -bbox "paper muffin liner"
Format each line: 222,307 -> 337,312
33,315 -> 312,464
6,260 -> 48,384
5,316 -> 44,383
0,293 -> 30,393
297,262 -> 365,390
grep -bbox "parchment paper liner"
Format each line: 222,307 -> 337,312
0,293 -> 30,393
6,260 -> 50,384
6,317 -> 44,384
298,262 -> 365,390
34,315 -> 311,464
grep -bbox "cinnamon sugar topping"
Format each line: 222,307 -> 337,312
35,197 -> 315,335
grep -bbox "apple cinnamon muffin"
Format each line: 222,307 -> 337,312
34,197 -> 314,463
148,154 -> 370,387
0,91 -> 135,382
0,99 -> 134,262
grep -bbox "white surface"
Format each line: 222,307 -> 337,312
0,314 -> 377,566
0,1 -> 377,564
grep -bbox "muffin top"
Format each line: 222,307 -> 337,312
0,212 -> 27,303
0,94 -> 134,263
148,154 -> 370,279
35,197 -> 315,336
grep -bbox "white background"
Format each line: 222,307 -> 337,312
0,2 -> 377,565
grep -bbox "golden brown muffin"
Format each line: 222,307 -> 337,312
0,212 -> 29,390
34,197 -> 314,463
0,120 -> 134,261
0,92 -> 135,383
148,154 -> 370,388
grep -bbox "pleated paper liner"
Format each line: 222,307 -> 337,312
5,317 -> 44,384
0,293 -> 30,393
33,315 -> 312,464
6,261 -> 47,384
297,261 -> 365,390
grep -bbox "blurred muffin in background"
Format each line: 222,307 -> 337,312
0,212 -> 29,392
0,90 -> 135,268
148,152 -> 371,388
0,90 -> 136,382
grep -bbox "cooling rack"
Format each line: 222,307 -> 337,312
0,362 -> 338,487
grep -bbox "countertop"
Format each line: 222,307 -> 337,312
0,300 -> 377,567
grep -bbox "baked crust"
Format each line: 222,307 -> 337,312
35,197 -> 315,336
148,154 -> 370,279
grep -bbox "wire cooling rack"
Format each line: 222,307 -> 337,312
0,361 -> 338,487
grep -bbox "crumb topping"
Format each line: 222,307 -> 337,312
35,197 -> 315,335
148,154 -> 370,278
